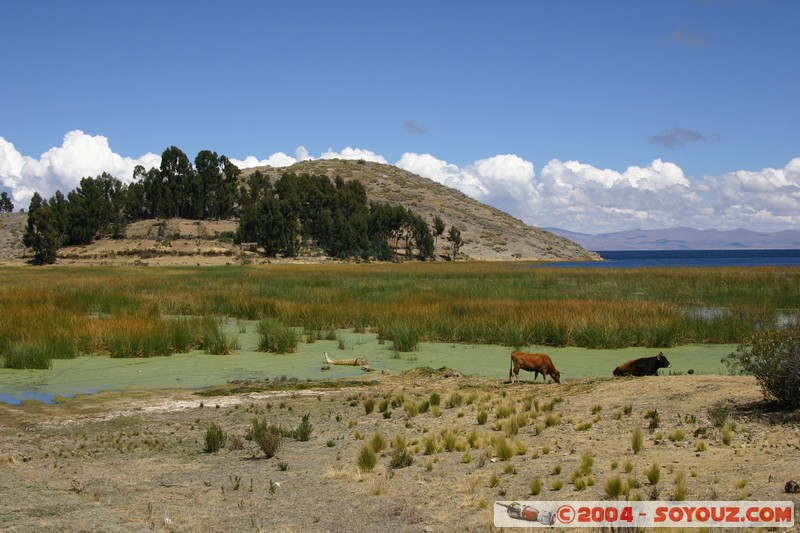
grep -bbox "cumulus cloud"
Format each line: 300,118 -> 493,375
536,159 -> 700,232
319,146 -> 388,164
2,130 -> 800,235
0,131 -> 159,208
702,158 -> 800,229
231,146 -> 315,169
231,152 -> 297,169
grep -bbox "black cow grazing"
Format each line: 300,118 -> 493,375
613,352 -> 671,377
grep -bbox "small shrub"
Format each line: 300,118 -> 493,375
672,479 -> 688,501
441,429 -> 458,452
529,477 -> 543,495
467,429 -> 480,449
544,413 -> 560,428
357,445 -> 377,472
722,423 -> 734,446
631,427 -> 644,454
476,410 -> 488,425
204,423 -> 227,453
295,414 -> 313,441
605,475 -> 624,499
389,447 -> 413,469
488,473 -> 500,488
707,404 -> 730,427
404,400 -> 420,419
696,440 -> 707,452
725,327 -> 800,408
228,433 -> 244,451
495,404 -> 515,419
669,429 -> 685,442
550,479 -> 563,491
623,404 -> 633,415
551,464 -> 562,476
423,435 -> 439,455
248,418 -> 282,458
363,398 -> 375,415
579,453 -> 594,476
502,417 -> 520,437
367,477 -> 389,496
515,439 -> 528,456
429,392 -> 441,406
494,437 -> 514,461
645,463 -> 661,485
446,392 -> 464,409
645,409 -> 660,430
370,432 -> 387,453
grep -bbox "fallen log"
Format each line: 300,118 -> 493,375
324,352 -> 368,366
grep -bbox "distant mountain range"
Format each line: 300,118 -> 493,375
545,226 -> 800,251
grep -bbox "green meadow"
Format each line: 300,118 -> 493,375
0,262 -> 798,399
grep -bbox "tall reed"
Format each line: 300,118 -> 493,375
1,263 -> 797,367
257,318 -> 299,353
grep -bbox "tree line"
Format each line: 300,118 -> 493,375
22,146 -> 464,264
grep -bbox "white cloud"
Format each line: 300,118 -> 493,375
0,130 -> 159,208
231,152 -> 296,169
396,152 -> 489,198
704,158 -> 800,226
319,146 -> 387,164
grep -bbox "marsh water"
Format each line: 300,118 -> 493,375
0,325 -> 736,404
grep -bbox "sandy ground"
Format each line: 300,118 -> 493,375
1,372 -> 799,532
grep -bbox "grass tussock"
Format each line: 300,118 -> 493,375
257,318 -> 298,353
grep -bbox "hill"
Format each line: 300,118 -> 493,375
244,159 -> 597,262
548,226 -> 800,251
0,160 -> 599,265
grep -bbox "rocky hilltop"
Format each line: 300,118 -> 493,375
0,160 -> 599,264
246,159 -> 598,262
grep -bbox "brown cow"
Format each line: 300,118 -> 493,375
509,350 -> 561,384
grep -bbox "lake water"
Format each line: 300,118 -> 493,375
542,249 -> 800,269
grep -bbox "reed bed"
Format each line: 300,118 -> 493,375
1,263 -> 799,367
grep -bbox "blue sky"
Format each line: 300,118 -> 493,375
2,0 -> 799,234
